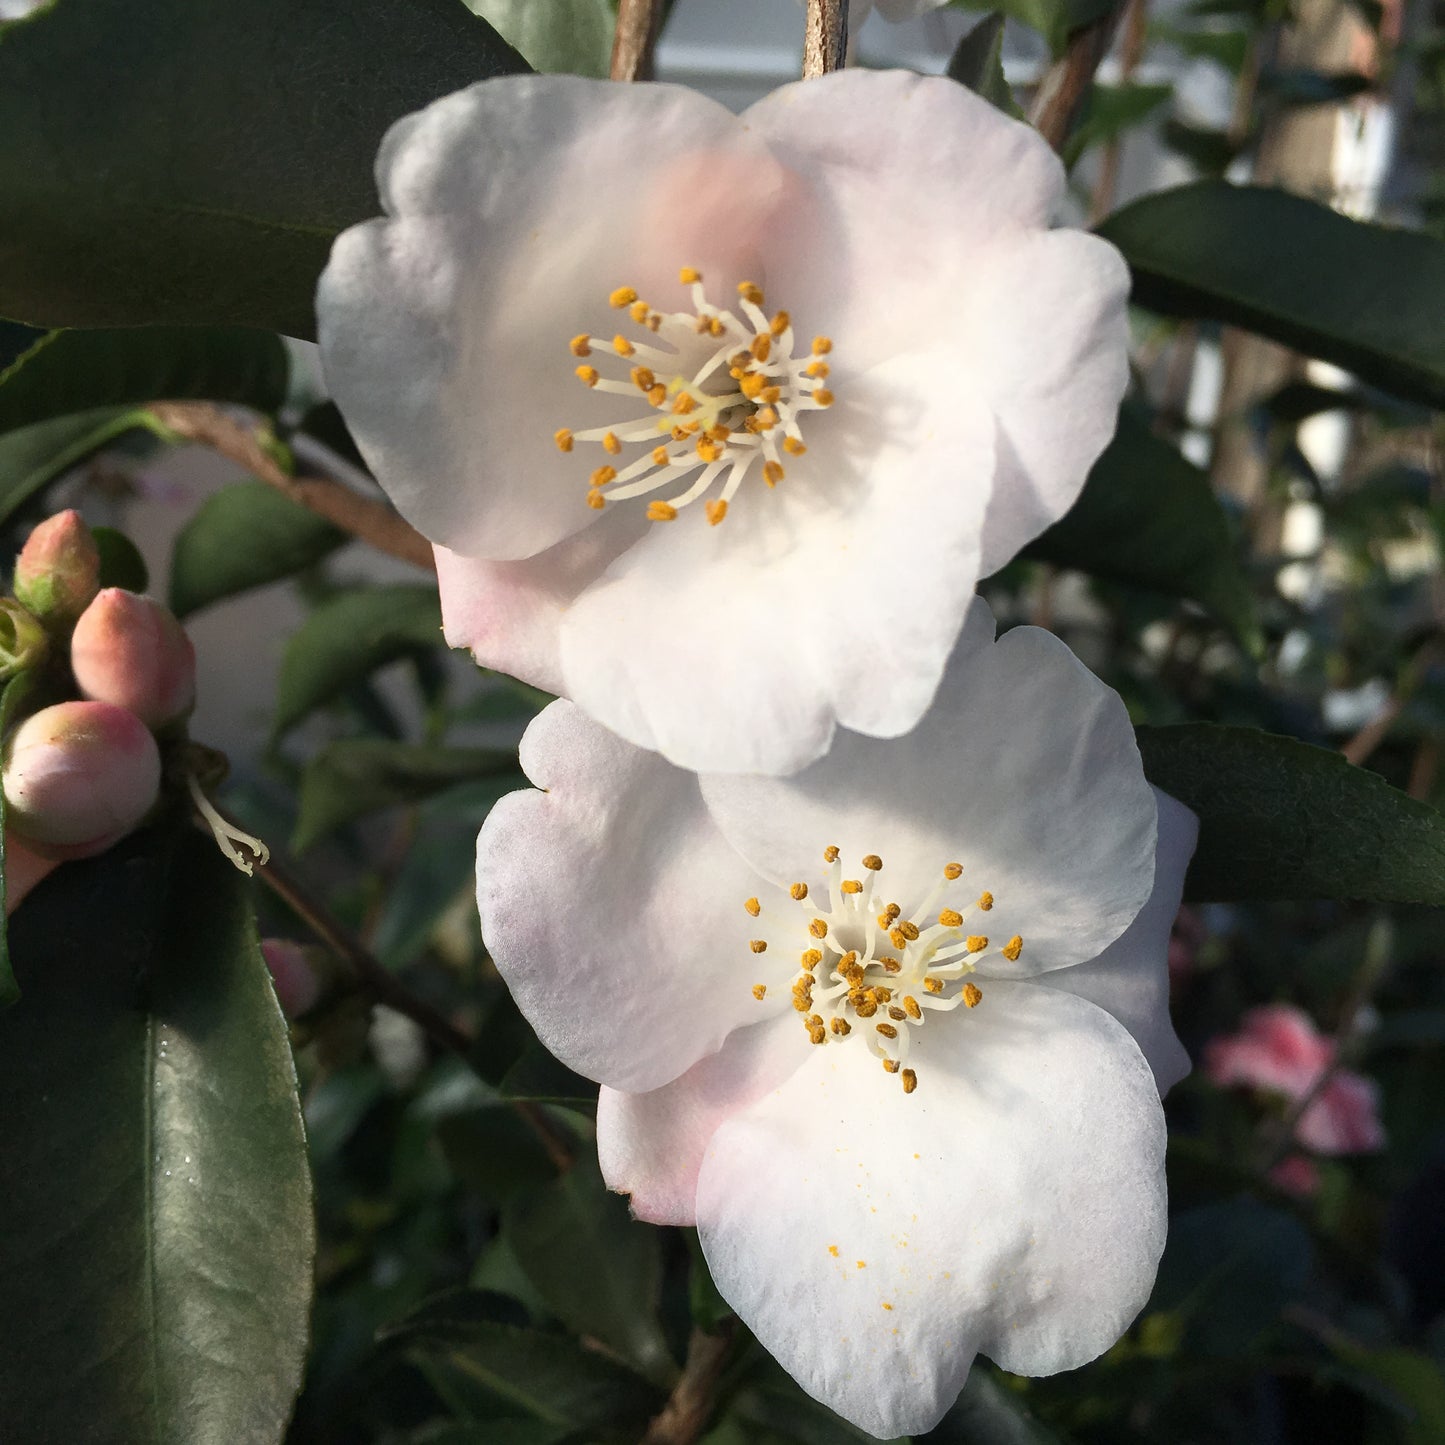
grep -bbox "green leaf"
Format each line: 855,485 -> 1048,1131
955,0 -> 1116,55
0,0 -> 527,338
1021,406 -> 1259,649
294,740 -> 519,852
1325,1344 -> 1445,1444
1098,182 -> 1445,408
0,407 -> 165,528
1136,723 -> 1445,904
0,669 -> 40,1008
945,14 -> 1021,117
467,0 -> 613,77
502,1153 -> 676,1387
91,526 -> 150,592
1261,66 -> 1372,107
0,826 -> 314,1443
1063,81 -> 1174,165
170,480 -> 347,618
273,584 -> 443,736
0,326 -> 288,438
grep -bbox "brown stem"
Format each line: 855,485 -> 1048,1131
611,0 -> 666,81
802,0 -> 848,79
146,401 -> 435,573
1339,695 -> 1405,767
1089,0 -> 1150,222
638,1325 -> 736,1445
1029,5 -> 1127,154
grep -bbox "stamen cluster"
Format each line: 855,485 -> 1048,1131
556,269 -> 835,525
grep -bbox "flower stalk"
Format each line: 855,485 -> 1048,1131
802,0 -> 848,78
610,0 -> 666,81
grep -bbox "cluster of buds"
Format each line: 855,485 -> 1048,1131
2,512 -> 197,914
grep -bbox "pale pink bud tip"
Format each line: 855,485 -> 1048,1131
13,511 -> 101,624
261,939 -> 322,1018
3,700 -> 161,857
71,589 -> 197,730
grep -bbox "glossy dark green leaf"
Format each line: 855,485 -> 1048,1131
468,0 -> 613,76
91,526 -> 150,592
1136,723 -> 1445,903
0,327 -> 288,438
1159,118 -> 1239,174
1261,66 -> 1372,106
0,669 -> 40,1008
503,1154 -> 675,1387
0,407 -> 164,527
274,585 -> 444,735
1064,81 -> 1174,165
294,740 -> 518,851
0,0 -> 526,338
0,826 -> 314,1444
1098,182 -> 1445,408
1324,1343 -> 1445,1444
946,14 -> 1021,117
956,0 -> 1115,54
170,480 -> 347,618
1022,407 -> 1259,649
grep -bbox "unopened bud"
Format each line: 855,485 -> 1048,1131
260,939 -> 323,1018
71,590 -> 196,729
3,700 -> 161,858
0,599 -> 49,680
3,828 -> 60,916
12,511 -> 101,625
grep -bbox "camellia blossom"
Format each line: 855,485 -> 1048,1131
318,70 -> 1130,775
476,600 -> 1196,1437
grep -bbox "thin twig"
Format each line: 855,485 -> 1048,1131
638,1325 -> 736,1445
802,0 -> 848,79
146,401 -> 435,573
1029,6 -> 1127,154
1089,0 -> 1150,221
611,0 -> 666,81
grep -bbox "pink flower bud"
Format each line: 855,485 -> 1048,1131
0,599 -> 49,680
70,589 -> 197,729
3,828 -> 60,915
12,510 -> 100,625
260,939 -> 323,1018
3,700 -> 161,858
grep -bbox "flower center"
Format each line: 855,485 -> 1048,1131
556,269 -> 835,526
746,847 -> 1024,1095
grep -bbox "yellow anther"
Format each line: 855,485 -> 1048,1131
696,439 -> 723,463
842,962 -> 865,987
977,892 -> 994,912
575,365 -> 599,387
754,460 -> 782,491
812,336 -> 833,355
939,909 -> 964,929
809,918 -> 828,939
652,445 -> 670,467
645,314 -> 662,332
861,854 -> 883,871
739,372 -> 765,400
876,1022 -> 899,1040
855,998 -> 878,1018
647,501 -> 678,522
705,500 -> 728,526
602,432 -> 622,455
790,882 -> 809,901
708,316 -> 726,337
1003,935 -> 1024,961
808,1023 -> 827,1045
569,334 -> 592,357
882,958 -> 902,974
805,360 -> 830,378
752,984 -> 767,1001
872,986 -> 892,1003
830,1017 -> 852,1036
901,1069 -> 918,1095
966,935 -> 988,953
629,300 -> 650,324
749,939 -> 767,954
590,465 -> 618,488
824,845 -> 840,863
761,385 -> 782,404
744,897 -> 761,917
814,388 -> 835,407
647,385 -> 668,407
586,490 -> 606,511
841,879 -> 863,895
609,286 -> 638,308
670,425 -> 690,442
963,982 -> 983,1008
608,337 -> 632,360
755,406 -> 779,427
889,928 -> 908,950
630,365 -> 656,391
897,921 -> 921,942
679,266 -> 702,285
782,436 -> 807,456
751,333 -> 773,363
903,996 -> 921,1019
671,392 -> 697,415
554,428 -> 575,453
792,994 -> 812,1015
738,281 -> 765,305
944,862 -> 963,880
883,902 -> 902,922
770,310 -> 791,336
882,1059 -> 900,1074
801,948 -> 822,969
707,423 -> 731,443
923,977 -> 943,994
888,1005 -> 907,1022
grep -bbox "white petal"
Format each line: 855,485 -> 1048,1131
700,599 -> 1157,972
597,1016 -> 805,1226
696,983 -> 1168,1438
1032,789 -> 1198,1094
475,701 -> 789,1092
318,75 -> 776,561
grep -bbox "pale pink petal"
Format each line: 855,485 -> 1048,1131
1297,1071 -> 1386,1154
1204,1004 -> 1335,1100
700,599 -> 1157,973
695,984 -> 1167,1438
475,701 -> 793,1092
597,1016 -> 804,1226
1269,1155 -> 1321,1197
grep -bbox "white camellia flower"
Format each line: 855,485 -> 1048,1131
476,599 -> 1196,1439
318,70 -> 1130,776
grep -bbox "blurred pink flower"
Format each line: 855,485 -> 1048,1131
1205,1003 -> 1385,1160
1269,1154 -> 1322,1197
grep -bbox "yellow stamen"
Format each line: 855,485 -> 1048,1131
841,879 -> 862,895
738,281 -> 764,305
630,365 -> 656,391
812,336 -> 833,355
897,921 -> 920,942
963,982 -> 983,1007
610,335 -> 633,358
861,854 -> 883,871
586,490 -> 606,511
629,299 -> 650,324
790,882 -> 808,901
823,845 -> 840,863
751,333 -> 773,362
783,437 -> 807,456
939,909 -> 964,928
647,384 -> 668,407
749,939 -> 767,954
966,935 -> 988,953
705,500 -> 728,526
830,1017 -> 851,1036
809,918 -> 828,939
744,897 -> 761,917
888,1006 -> 907,1021
672,393 -> 697,415
679,266 -> 702,285
903,996 -> 921,1019
901,1069 -> 917,1095
881,1059 -> 899,1074
923,977 -> 943,994
814,388 -> 835,407
569,334 -> 592,357
876,1023 -> 899,1040
881,958 -> 902,974
554,428 -> 575,453
602,432 -> 622,455
609,286 -> 638,308
575,365 -> 599,387
590,465 -> 617,488
652,445 -> 670,467
977,891 -> 994,911
647,501 -> 678,522
696,439 -> 723,463
944,862 -> 963,880
752,984 -> 767,1001
801,948 -> 822,969
770,310 -> 791,336
1003,935 -> 1024,961
805,360 -> 830,378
